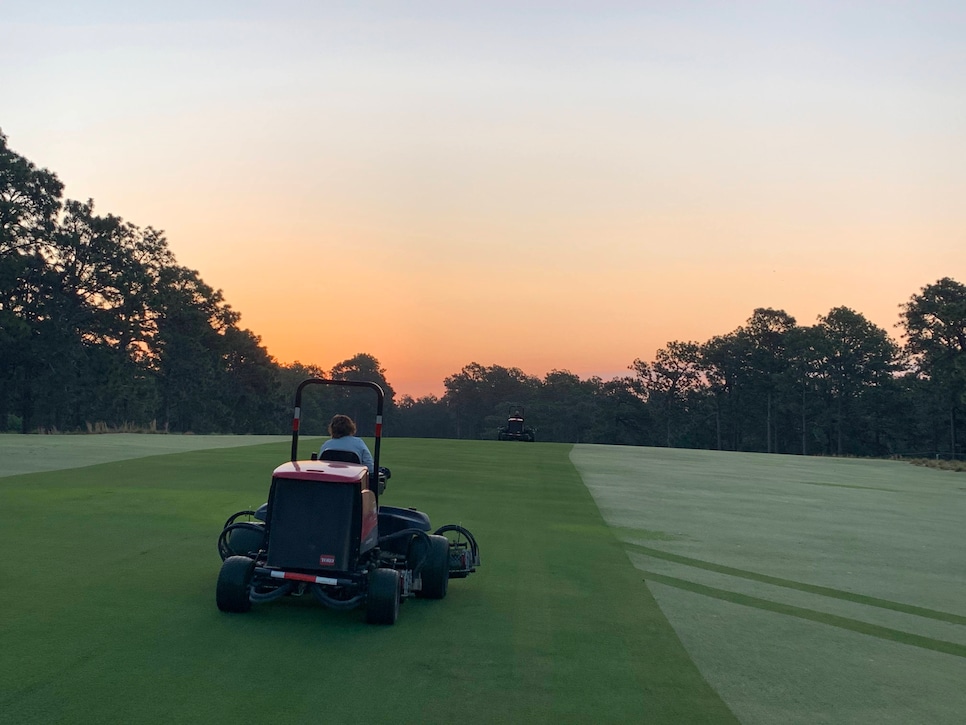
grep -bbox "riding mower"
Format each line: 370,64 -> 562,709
497,406 -> 535,442
215,378 -> 480,624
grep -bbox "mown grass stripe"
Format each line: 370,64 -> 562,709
1,439 -> 740,724
796,480 -> 901,492
627,542 -> 966,625
642,570 -> 966,659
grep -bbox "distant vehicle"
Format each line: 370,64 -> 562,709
498,406 -> 535,442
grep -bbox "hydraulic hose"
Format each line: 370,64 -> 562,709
311,586 -> 365,610
378,528 -> 432,573
217,522 -> 266,561
249,582 -> 295,603
222,510 -> 258,529
434,524 -> 480,564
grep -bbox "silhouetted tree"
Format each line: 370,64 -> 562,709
632,341 -> 702,447
812,307 -> 901,455
900,278 -> 966,458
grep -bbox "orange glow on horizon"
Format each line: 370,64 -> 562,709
4,3 -> 963,400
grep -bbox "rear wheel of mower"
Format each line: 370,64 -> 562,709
216,556 -> 255,613
417,534 -> 450,599
366,568 -> 401,625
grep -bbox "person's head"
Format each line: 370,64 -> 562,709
328,414 -> 356,439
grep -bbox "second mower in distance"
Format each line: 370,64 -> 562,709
498,406 -> 535,442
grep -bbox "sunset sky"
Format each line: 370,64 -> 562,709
3,1 -> 964,397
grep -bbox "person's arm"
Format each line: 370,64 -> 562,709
359,441 -> 375,474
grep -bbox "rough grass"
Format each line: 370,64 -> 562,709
0,438 -> 736,724
906,458 -> 966,473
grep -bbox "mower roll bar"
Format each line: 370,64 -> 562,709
290,378 -> 384,482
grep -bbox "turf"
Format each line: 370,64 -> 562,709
571,445 -> 966,725
0,433 -> 290,478
0,438 -> 736,724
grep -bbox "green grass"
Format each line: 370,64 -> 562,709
0,439 -> 736,724
572,445 -> 966,725
0,433 -> 290,478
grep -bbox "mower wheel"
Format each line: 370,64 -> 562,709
216,556 -> 255,613
366,568 -> 401,625
417,534 -> 450,599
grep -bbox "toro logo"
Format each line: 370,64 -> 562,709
319,555 -> 336,566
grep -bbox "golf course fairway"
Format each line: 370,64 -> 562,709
1,437 -> 737,724
572,444 -> 966,725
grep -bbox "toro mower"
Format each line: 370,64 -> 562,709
497,406 -> 535,442
215,378 -> 480,624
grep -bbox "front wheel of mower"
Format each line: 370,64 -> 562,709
366,568 -> 401,625
216,556 -> 255,613
417,534 -> 450,600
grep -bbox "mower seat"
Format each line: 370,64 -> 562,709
319,449 -> 362,464
318,449 -> 386,495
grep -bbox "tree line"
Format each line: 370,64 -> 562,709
397,290 -> 964,460
0,129 -> 380,435
2,129 -> 964,458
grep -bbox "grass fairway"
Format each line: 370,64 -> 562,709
1,438 -> 736,724
572,445 -> 966,725
0,433 -> 290,478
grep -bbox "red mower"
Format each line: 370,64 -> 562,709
216,378 -> 480,624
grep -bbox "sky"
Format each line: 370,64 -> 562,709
3,1 -> 965,397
